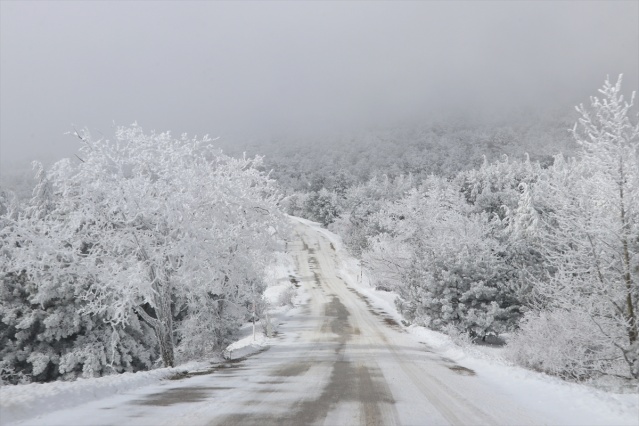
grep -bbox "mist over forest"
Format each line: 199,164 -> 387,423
2,1 -> 637,169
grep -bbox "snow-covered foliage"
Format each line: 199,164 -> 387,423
0,125 -> 288,384
277,77 -> 638,384
259,112 -> 574,236
363,177 -> 523,338
328,174 -> 413,256
221,112 -> 575,197
508,76 -> 639,381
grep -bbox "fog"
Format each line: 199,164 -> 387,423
1,1 -> 638,168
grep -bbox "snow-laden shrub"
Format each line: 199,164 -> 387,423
441,324 -> 474,348
303,188 -> 340,227
506,309 -> 628,381
364,179 -> 523,338
277,284 -> 296,307
0,268 -> 158,384
328,175 -> 413,256
281,192 -> 309,218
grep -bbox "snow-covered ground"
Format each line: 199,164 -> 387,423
0,361 -> 208,425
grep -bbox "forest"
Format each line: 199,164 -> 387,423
0,77 -> 637,388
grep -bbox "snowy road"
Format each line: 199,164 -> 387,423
10,220 -> 630,426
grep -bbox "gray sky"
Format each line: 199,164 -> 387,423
1,1 -> 638,168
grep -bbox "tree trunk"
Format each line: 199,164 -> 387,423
133,244 -> 177,367
618,159 -> 637,345
155,276 -> 175,367
134,292 -> 175,368
622,235 -> 637,344
154,321 -> 175,368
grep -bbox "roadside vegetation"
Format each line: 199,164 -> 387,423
280,77 -> 639,385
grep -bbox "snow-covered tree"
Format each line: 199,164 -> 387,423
0,125 -> 287,381
571,75 -> 638,357
302,188 -> 340,227
1,171 -> 158,383
509,76 -> 639,380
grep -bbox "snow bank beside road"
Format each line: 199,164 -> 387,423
222,249 -> 302,361
0,362 -> 206,425
408,326 -> 639,426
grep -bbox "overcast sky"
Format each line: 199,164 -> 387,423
1,1 -> 638,168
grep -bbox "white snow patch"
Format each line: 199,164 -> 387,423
0,361 -> 208,425
223,330 -> 269,361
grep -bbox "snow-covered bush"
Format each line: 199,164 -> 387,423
302,188 -> 340,227
282,192 -> 309,218
506,309 -> 624,381
276,284 -> 296,307
329,174 -> 413,256
364,178 -> 523,339
0,253 -> 158,384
